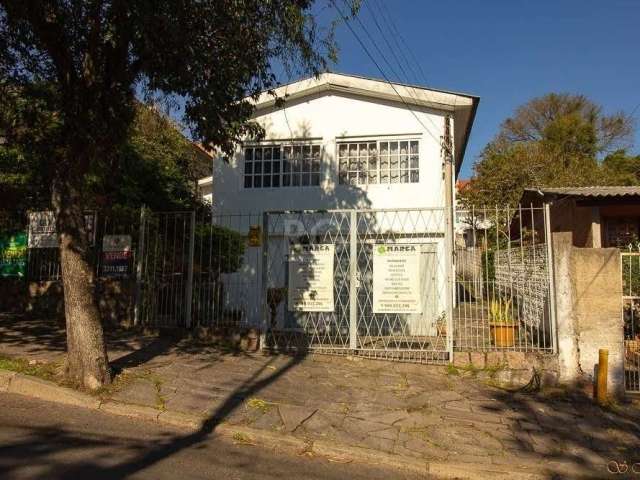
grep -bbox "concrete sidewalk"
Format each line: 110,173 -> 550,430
1,315 -> 639,479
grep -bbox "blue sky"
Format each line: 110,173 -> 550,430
323,0 -> 640,178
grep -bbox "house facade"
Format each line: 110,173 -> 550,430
212,73 -> 478,214
209,73 -> 478,342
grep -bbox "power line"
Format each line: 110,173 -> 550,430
332,0 -> 452,155
368,0 -> 422,85
375,0 -> 429,86
364,0 -> 418,85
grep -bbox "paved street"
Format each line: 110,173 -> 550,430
0,392 -> 428,480
2,317 -> 640,479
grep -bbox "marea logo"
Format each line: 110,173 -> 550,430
377,245 -> 387,255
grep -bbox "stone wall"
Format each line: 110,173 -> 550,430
553,231 -> 625,398
452,350 -> 560,387
571,247 -> 624,397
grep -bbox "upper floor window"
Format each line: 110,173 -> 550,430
338,139 -> 419,185
244,144 -> 321,188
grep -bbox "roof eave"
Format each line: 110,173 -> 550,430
251,82 -> 460,114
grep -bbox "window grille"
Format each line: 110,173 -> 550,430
244,144 -> 320,188
338,139 -> 419,185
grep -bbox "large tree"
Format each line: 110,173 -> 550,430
0,0 -> 352,389
1,99 -> 212,220
462,93 -> 636,207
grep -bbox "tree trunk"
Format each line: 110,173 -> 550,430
53,181 -> 111,390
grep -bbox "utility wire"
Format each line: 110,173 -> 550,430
368,0 -> 422,85
375,0 -> 429,86
332,0 -> 452,155
364,0 -> 416,85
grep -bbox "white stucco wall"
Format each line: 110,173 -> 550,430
212,91 -> 446,216
211,91 -> 451,329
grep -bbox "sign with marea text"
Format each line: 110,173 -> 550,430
0,232 -> 27,278
372,243 -> 422,314
101,235 -> 132,277
288,244 -> 334,312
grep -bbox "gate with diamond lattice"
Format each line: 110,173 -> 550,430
263,208 -> 452,364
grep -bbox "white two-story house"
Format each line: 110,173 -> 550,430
213,72 -> 477,213
210,73 -> 478,338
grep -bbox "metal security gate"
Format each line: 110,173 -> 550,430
136,209 -> 264,329
136,211 -> 195,327
263,208 -> 451,364
622,248 -> 640,393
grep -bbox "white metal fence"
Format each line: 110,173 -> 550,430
134,205 -> 557,360
622,247 -> 640,393
263,208 -> 451,363
453,205 -> 556,353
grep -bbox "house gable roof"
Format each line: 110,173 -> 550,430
251,72 -> 479,174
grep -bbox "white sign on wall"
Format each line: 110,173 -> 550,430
28,211 -> 96,248
27,211 -> 58,248
288,244 -> 334,312
373,243 -> 422,314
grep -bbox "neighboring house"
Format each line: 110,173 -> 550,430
520,186 -> 640,248
520,186 -> 640,394
454,179 -> 492,248
197,176 -> 213,204
190,142 -> 214,204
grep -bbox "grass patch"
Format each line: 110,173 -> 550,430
94,368 -> 166,410
0,354 -> 60,382
232,432 -> 255,445
246,397 -> 271,413
446,364 -> 461,376
446,363 -> 506,379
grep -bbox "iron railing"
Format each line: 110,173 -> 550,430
622,247 -> 640,393
453,205 -> 555,353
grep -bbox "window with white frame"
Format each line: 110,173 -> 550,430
243,144 -> 321,188
338,139 -> 419,185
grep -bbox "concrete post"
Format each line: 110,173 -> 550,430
552,232 -> 580,384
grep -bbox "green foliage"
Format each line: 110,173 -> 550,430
1,101 -> 210,220
92,105 -> 211,212
0,354 -> 59,382
194,223 -> 245,274
461,93 -> 637,207
602,150 -> 640,185
489,298 -> 513,325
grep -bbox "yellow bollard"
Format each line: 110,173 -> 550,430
597,349 -> 608,406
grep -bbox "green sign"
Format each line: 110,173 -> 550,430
0,232 -> 27,278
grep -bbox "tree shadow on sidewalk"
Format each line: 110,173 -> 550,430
68,349 -> 307,479
472,381 -> 640,478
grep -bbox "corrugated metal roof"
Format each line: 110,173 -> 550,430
524,186 -> 640,198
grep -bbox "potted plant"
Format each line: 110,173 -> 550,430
489,298 -> 517,347
436,311 -> 447,337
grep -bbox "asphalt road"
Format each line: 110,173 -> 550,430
0,392 -> 428,480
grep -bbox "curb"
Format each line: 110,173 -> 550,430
0,369 -> 589,479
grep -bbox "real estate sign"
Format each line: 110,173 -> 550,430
0,232 -> 27,278
101,235 -> 132,277
28,211 -> 96,248
288,244 -> 334,312
27,211 -> 57,248
372,243 -> 422,314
